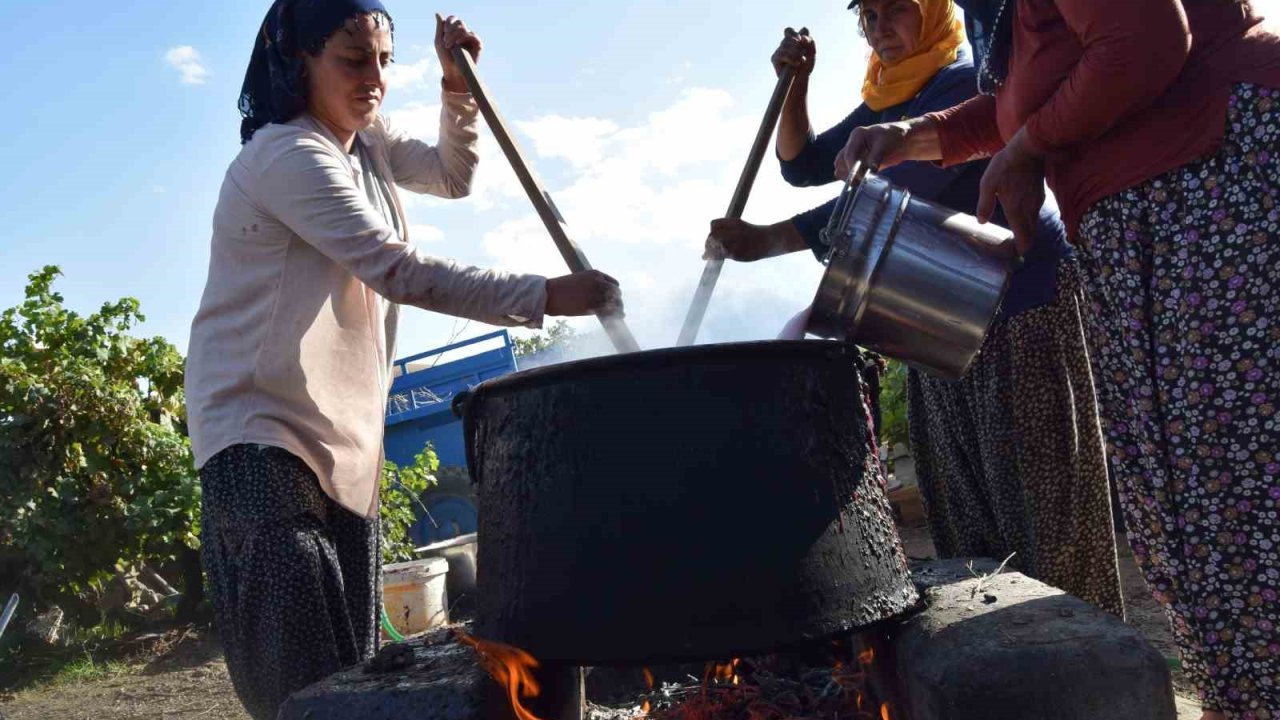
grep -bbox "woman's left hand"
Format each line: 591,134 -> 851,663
436,14 -> 482,93
976,128 -> 1046,255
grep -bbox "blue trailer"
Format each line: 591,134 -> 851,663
384,330 -> 519,544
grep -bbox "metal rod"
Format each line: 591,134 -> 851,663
0,594 -> 18,643
449,47 -> 640,355
676,63 -> 800,347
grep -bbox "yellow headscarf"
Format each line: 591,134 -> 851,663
860,0 -> 966,112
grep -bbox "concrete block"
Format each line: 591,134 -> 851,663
893,559 -> 1177,720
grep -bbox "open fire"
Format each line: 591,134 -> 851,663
457,631 -> 544,720
279,560 -> 1179,720
461,629 -> 898,720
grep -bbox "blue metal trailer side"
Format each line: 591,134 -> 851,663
383,330 -> 518,543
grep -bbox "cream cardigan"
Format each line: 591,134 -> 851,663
185,90 -> 546,517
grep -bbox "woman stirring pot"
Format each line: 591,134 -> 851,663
184,1 -> 622,717
708,0 -> 1125,618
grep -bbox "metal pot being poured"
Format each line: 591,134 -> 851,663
807,168 -> 1018,380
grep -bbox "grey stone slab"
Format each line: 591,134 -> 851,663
894,559 -> 1177,720
279,628 -> 487,720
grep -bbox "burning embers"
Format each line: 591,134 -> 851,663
462,629 -> 898,720
639,645 -> 895,720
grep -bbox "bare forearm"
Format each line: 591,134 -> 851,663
776,76 -> 813,162
901,118 -> 943,163
770,220 -> 809,255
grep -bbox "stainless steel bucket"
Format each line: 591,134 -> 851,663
806,169 -> 1018,380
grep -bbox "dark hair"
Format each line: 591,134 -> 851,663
238,0 -> 395,144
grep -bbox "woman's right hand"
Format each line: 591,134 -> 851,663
545,270 -> 622,317
833,118 -> 939,179
771,27 -> 815,78
704,219 -> 804,262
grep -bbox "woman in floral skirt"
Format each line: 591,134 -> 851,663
839,1 -> 1280,717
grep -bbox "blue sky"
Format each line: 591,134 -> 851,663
3,1 -> 1273,360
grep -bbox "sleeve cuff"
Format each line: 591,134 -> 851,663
441,87 -> 479,114
507,275 -> 547,329
924,111 -> 977,168
791,197 -> 840,261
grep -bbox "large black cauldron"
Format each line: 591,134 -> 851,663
459,340 -> 917,665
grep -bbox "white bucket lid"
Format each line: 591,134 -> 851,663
414,532 -> 477,555
383,557 -> 448,584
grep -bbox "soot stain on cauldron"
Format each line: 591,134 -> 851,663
466,342 -> 919,664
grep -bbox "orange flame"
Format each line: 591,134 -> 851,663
881,701 -> 892,720
706,658 -> 741,685
858,647 -> 875,666
456,632 -> 543,720
643,667 -> 655,689
641,699 -> 652,715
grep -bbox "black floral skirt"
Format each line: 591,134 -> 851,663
908,259 -> 1125,617
1078,83 -> 1280,717
199,444 -> 381,720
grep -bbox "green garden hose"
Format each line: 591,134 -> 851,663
380,608 -> 406,642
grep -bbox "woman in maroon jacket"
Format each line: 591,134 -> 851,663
840,2 -> 1280,718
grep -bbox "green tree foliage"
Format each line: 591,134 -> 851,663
379,447 -> 439,564
0,267 -> 197,608
511,319 -> 577,358
877,359 -> 910,451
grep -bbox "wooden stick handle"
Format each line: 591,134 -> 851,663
676,67 -> 797,347
450,47 -> 641,354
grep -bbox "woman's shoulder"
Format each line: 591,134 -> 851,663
913,53 -> 980,113
235,118 -> 348,173
935,50 -> 978,87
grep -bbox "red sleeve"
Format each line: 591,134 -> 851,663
1023,0 -> 1191,155
925,94 -> 1004,167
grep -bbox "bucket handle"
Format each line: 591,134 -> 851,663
819,161 -> 875,251
451,390 -> 483,486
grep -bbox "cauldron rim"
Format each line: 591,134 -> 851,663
481,339 -> 864,395
456,338 -> 867,484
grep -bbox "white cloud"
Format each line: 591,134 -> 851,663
165,46 -> 210,85
385,56 -> 437,93
515,116 -> 619,169
389,82 -> 842,350
469,86 -> 834,349
408,224 -> 445,243
386,101 -> 443,139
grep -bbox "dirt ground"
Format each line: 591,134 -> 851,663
3,524 -> 1201,720
0,626 -> 249,720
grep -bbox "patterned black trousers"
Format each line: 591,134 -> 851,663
908,259 -> 1126,617
200,445 -> 381,720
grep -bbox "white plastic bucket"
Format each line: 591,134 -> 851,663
382,557 -> 449,637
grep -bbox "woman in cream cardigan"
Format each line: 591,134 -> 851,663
184,2 -> 621,717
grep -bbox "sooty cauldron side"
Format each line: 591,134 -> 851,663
458,340 -> 918,665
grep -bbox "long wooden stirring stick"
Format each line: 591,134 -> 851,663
450,47 -> 641,354
676,37 -> 805,347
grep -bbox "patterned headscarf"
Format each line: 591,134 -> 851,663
859,0 -> 968,111
953,0 -> 1014,95
238,0 -> 394,143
